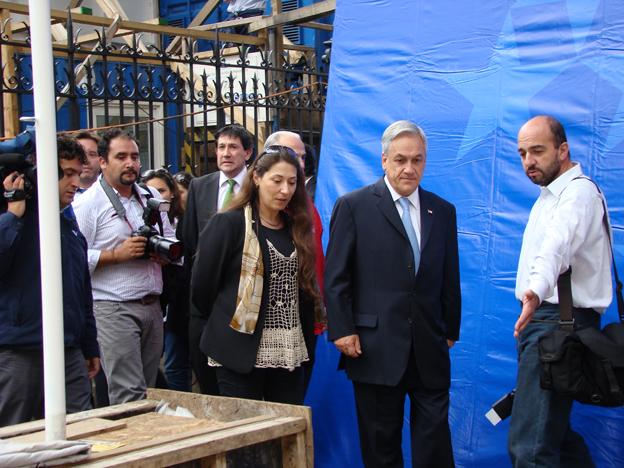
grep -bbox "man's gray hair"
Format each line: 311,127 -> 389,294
381,120 -> 427,154
264,130 -> 301,149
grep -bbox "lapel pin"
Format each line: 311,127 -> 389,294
427,209 -> 433,215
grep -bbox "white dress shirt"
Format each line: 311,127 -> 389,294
515,163 -> 612,312
217,166 -> 247,210
384,176 -> 421,246
74,178 -> 177,302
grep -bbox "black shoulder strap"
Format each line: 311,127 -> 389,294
557,176 -> 624,328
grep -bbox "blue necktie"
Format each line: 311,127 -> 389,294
399,197 -> 420,274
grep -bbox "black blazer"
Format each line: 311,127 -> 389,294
191,209 -> 316,374
324,178 -> 461,389
182,171 -> 220,259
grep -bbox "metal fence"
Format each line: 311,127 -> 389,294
0,12 -> 328,176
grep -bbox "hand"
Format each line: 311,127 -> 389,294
514,289 -> 540,338
113,236 -> 147,262
3,171 -> 26,218
334,334 -> 362,358
86,357 -> 100,379
447,339 -> 455,348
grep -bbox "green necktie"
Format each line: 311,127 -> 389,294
222,179 -> 236,209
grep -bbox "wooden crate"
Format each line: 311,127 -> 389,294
0,389 -> 313,467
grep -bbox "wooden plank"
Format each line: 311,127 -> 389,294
299,21 -> 332,32
281,432 -> 307,468
13,18 -> 162,38
248,0 -> 335,33
1,8 -> 19,137
0,399 -> 159,439
95,0 -> 148,52
8,418 -> 127,444
0,2 -> 262,46
201,453 -> 227,468
147,389 -> 314,467
166,0 -> 220,53
78,416 -> 307,467
81,413 -> 280,463
192,15 -> 262,32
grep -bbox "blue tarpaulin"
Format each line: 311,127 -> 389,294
305,1 -> 624,466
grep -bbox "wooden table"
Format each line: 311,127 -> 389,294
0,389 -> 313,467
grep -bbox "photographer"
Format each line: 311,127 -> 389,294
73,129 -> 176,405
0,136 -> 100,426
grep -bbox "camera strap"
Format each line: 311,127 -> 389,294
99,177 -> 165,236
99,177 -> 146,233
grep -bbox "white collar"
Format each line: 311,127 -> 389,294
543,163 -> 582,198
219,166 -> 248,187
384,175 -> 420,206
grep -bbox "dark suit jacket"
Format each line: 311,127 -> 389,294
191,209 -> 316,373
182,171 -> 220,260
324,178 -> 461,389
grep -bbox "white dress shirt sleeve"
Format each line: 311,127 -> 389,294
528,179 -> 604,302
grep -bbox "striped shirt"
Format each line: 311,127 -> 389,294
74,178 -> 176,302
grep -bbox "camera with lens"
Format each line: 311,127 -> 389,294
0,127 -> 37,204
131,197 -> 183,262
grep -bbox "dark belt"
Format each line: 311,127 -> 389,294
127,294 -> 160,305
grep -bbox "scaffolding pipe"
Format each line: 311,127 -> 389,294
28,0 -> 66,441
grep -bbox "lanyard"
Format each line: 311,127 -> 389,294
99,177 -> 146,233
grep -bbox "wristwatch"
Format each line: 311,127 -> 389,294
3,189 -> 27,202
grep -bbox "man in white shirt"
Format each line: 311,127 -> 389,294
74,129 -> 176,405
509,115 -> 612,467
183,123 -> 254,394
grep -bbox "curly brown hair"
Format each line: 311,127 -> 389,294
227,147 -> 319,300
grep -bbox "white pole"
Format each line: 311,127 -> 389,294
27,0 -> 66,441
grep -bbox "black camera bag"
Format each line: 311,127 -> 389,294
538,179 -> 624,407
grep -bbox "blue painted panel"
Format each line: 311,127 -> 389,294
312,1 -> 624,467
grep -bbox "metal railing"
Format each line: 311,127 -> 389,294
0,11 -> 328,175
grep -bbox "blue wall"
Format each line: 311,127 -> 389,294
308,1 -> 624,467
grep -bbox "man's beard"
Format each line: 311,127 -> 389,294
119,171 -> 137,186
527,159 -> 560,186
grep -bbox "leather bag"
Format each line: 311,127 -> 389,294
538,179 -> 624,407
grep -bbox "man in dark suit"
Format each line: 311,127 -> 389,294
183,123 -> 254,394
325,120 -> 461,468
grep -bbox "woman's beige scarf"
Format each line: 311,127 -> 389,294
229,204 -> 264,334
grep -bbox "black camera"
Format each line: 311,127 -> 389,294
0,127 -> 37,202
131,198 -> 183,262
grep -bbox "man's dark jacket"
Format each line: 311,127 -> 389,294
325,178 -> 461,389
0,202 -> 99,358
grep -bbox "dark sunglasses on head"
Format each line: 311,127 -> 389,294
261,145 -> 303,161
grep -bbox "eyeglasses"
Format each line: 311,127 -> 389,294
262,145 -> 304,162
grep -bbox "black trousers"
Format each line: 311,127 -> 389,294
216,365 -> 305,405
352,351 -> 454,468
188,316 -> 219,395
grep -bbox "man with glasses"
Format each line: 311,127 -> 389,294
183,123 -> 254,395
74,131 -> 101,197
